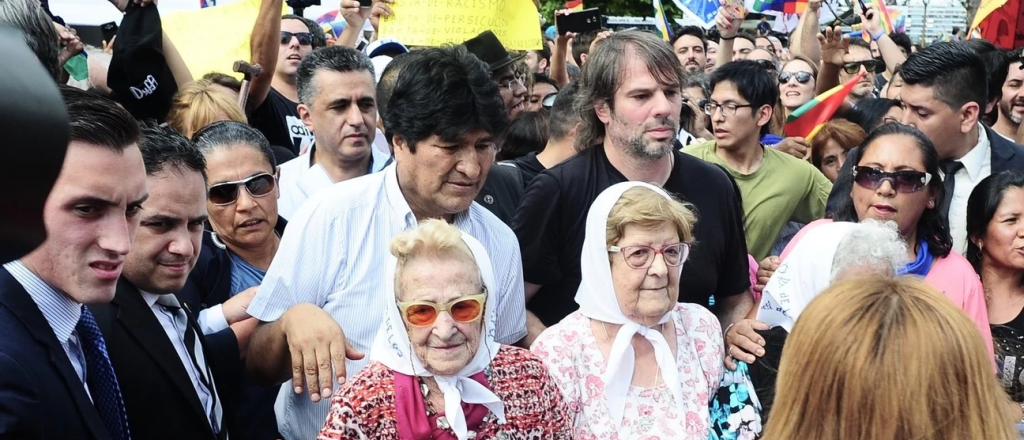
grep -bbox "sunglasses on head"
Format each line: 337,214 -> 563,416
779,71 -> 813,85
853,166 -> 932,193
280,31 -> 313,46
208,173 -> 277,206
753,59 -> 777,72
397,293 -> 486,327
843,60 -> 878,74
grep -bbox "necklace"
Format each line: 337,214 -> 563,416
417,371 -> 507,440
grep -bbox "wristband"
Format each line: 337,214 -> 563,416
871,30 -> 885,41
721,35 -> 737,41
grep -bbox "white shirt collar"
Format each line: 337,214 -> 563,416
958,124 -> 991,181
140,290 -> 160,308
382,162 -> 472,228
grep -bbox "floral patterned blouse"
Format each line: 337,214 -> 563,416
531,304 -> 725,440
317,345 -> 573,440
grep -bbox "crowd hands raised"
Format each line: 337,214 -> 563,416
2,0 -> 1024,438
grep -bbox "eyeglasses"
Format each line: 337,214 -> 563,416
779,71 -> 813,85
498,75 -> 526,92
208,173 -> 277,206
608,242 -> 690,269
542,92 -> 558,108
753,59 -> 777,72
397,293 -> 486,327
704,101 -> 754,116
843,60 -> 878,74
852,166 -> 932,193
280,31 -> 313,46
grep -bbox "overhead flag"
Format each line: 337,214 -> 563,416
751,0 -> 807,16
669,0 -> 718,27
785,72 -> 866,140
565,0 -> 584,11
653,0 -> 674,42
866,0 -> 894,35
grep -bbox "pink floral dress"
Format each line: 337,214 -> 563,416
531,304 -> 725,440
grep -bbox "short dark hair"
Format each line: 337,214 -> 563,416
531,43 -> 551,65
848,38 -> 872,51
60,85 -> 140,153
0,0 -> 60,81
282,14 -> 326,49
709,60 -> 779,136
735,32 -> 756,48
376,51 -> 426,126
966,170 -> 1024,272
497,111 -> 548,161
671,26 -> 707,52
384,45 -> 508,152
138,123 -> 207,182
834,123 -> 953,258
847,98 -> 903,131
532,72 -> 558,91
889,32 -> 913,56
548,81 -> 581,141
962,39 -> 1010,106
572,30 -> 602,66
900,42 -> 987,112
192,120 -> 278,169
296,46 -> 375,106
200,72 -> 242,93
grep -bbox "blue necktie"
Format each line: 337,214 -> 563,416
76,307 -> 132,440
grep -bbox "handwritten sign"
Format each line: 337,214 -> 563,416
163,0 -> 286,79
378,0 -> 542,50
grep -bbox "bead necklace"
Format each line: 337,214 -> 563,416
417,368 -> 508,440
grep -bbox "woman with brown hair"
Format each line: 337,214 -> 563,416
809,119 -> 866,182
166,79 -> 248,138
762,276 -> 1017,440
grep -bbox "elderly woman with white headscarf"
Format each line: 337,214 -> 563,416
317,219 -> 571,440
531,181 -> 725,439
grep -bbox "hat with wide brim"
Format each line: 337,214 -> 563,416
462,30 -> 525,72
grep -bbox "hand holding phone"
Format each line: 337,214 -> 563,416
100,22 -> 118,44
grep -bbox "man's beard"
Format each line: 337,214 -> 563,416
614,117 -> 679,160
999,99 -> 1023,125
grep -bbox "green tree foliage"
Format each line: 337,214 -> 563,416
538,0 -> 686,24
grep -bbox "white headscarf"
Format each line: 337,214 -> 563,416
756,221 -> 856,332
575,181 -> 686,429
370,231 -> 506,440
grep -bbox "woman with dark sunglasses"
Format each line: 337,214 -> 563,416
318,219 -> 572,439
532,182 -> 728,439
778,56 -> 818,118
729,124 -> 994,372
188,121 -> 287,440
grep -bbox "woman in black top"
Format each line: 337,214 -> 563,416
967,169 -> 1024,407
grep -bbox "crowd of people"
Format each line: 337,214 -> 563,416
1,0 -> 1024,438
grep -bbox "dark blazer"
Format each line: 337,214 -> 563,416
826,125 -> 1024,214
0,267 -> 113,440
179,217 -> 288,440
89,278 -> 241,440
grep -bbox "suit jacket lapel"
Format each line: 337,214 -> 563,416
0,268 -> 113,440
113,280 -> 210,424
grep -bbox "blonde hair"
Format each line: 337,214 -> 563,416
606,187 -> 697,247
166,80 -> 247,138
763,276 -> 1016,440
389,219 -> 480,296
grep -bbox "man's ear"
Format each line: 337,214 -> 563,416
756,104 -> 773,129
539,58 -> 549,73
595,99 -> 611,124
298,104 -> 314,130
959,101 -> 982,134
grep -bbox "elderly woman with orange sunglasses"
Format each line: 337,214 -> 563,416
317,219 -> 571,440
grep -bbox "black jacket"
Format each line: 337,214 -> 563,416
89,278 -> 241,440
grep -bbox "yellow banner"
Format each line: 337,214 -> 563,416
378,0 -> 542,50
970,0 -> 1008,30
163,0 -> 287,79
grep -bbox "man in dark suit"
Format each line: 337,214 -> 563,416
827,42 -> 1024,255
0,87 -> 148,439
89,125 -> 241,440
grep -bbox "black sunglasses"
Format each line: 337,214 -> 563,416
280,31 -> 313,46
779,71 -> 813,85
843,60 -> 878,74
853,166 -> 932,193
542,92 -> 558,108
208,173 -> 277,206
753,59 -> 777,72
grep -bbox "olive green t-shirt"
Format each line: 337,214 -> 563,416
683,141 -> 832,260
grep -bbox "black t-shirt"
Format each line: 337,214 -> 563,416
503,152 -> 546,189
992,307 -> 1024,402
248,87 -> 314,157
474,162 -> 524,227
513,145 -> 750,326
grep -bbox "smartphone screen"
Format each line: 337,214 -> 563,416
358,0 -> 372,7
101,22 -> 118,43
556,8 -> 601,35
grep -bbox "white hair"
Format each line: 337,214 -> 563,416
830,219 -> 909,282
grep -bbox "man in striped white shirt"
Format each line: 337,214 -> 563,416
245,45 -> 526,440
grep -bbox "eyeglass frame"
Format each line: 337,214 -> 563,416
779,71 -> 814,85
704,101 -> 755,117
396,292 -> 487,327
207,172 -> 278,206
280,31 -> 313,46
498,74 -> 526,92
607,242 -> 691,269
843,60 -> 878,74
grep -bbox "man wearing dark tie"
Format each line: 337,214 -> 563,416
0,86 -> 148,439
89,124 -> 239,440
